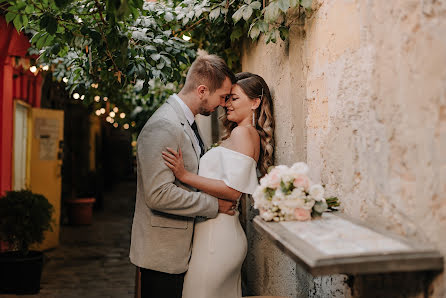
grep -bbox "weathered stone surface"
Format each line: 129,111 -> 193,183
241,0 -> 446,296
253,214 -> 443,275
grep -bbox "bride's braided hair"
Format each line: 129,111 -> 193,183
221,72 -> 275,176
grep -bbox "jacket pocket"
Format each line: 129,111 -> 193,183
150,211 -> 188,229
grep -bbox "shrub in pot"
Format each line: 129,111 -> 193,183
0,190 -> 54,294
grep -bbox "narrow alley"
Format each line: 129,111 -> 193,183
2,181 -> 137,298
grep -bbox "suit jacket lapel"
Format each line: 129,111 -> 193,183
166,97 -> 201,161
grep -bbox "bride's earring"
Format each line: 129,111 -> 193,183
252,110 -> 255,127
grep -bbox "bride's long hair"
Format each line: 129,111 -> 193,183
221,72 -> 275,176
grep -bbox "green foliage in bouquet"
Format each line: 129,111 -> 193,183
326,197 -> 340,211
0,190 -> 54,255
264,187 -> 276,199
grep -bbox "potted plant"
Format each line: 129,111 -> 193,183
65,171 -> 96,225
0,190 -> 54,294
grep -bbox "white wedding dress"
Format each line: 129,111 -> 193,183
182,146 -> 258,298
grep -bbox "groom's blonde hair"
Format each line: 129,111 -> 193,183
183,54 -> 235,94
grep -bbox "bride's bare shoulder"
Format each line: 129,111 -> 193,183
226,126 -> 257,158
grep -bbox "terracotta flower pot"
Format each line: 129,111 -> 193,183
65,197 -> 96,225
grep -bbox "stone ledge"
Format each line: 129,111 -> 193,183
253,213 -> 443,276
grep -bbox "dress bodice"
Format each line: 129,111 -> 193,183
198,146 -> 258,195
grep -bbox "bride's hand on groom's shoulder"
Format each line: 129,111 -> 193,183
218,199 -> 237,216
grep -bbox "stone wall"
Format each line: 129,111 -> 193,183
240,0 -> 446,297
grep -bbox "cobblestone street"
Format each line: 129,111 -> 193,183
1,181 -> 137,298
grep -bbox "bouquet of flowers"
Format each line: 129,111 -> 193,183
253,162 -> 339,222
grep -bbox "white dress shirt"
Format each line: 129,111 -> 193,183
173,94 -> 202,155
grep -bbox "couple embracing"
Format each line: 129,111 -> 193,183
130,54 -> 274,298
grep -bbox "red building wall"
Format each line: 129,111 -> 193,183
0,16 -> 42,196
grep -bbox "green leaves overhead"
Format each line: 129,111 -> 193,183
2,0 -> 311,131
4,0 -> 194,97
232,0 -> 262,23
232,0 -> 309,44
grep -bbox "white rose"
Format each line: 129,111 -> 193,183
281,168 -> 297,183
273,189 -> 285,201
288,188 -> 306,200
281,199 -> 305,209
309,184 -> 325,201
253,187 -> 265,201
254,199 -> 273,210
303,197 -> 316,210
259,176 -> 268,187
291,162 -> 309,175
274,165 -> 289,172
278,205 -> 295,216
260,210 -> 274,221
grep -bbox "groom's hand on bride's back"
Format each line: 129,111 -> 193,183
218,199 -> 237,216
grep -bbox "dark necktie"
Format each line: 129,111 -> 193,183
191,121 -> 205,157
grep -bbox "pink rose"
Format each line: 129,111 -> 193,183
294,208 -> 312,221
293,174 -> 310,191
268,170 -> 281,188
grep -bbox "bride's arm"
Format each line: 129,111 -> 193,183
162,147 -> 241,201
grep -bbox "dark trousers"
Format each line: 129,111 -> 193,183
139,267 -> 185,298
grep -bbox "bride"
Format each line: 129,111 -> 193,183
162,72 -> 274,298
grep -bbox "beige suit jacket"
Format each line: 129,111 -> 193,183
129,96 -> 218,274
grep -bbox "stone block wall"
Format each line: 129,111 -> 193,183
240,0 -> 446,296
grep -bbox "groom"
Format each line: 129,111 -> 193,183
130,54 -> 237,298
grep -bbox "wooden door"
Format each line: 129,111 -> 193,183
29,108 -> 64,251
12,100 -> 31,190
